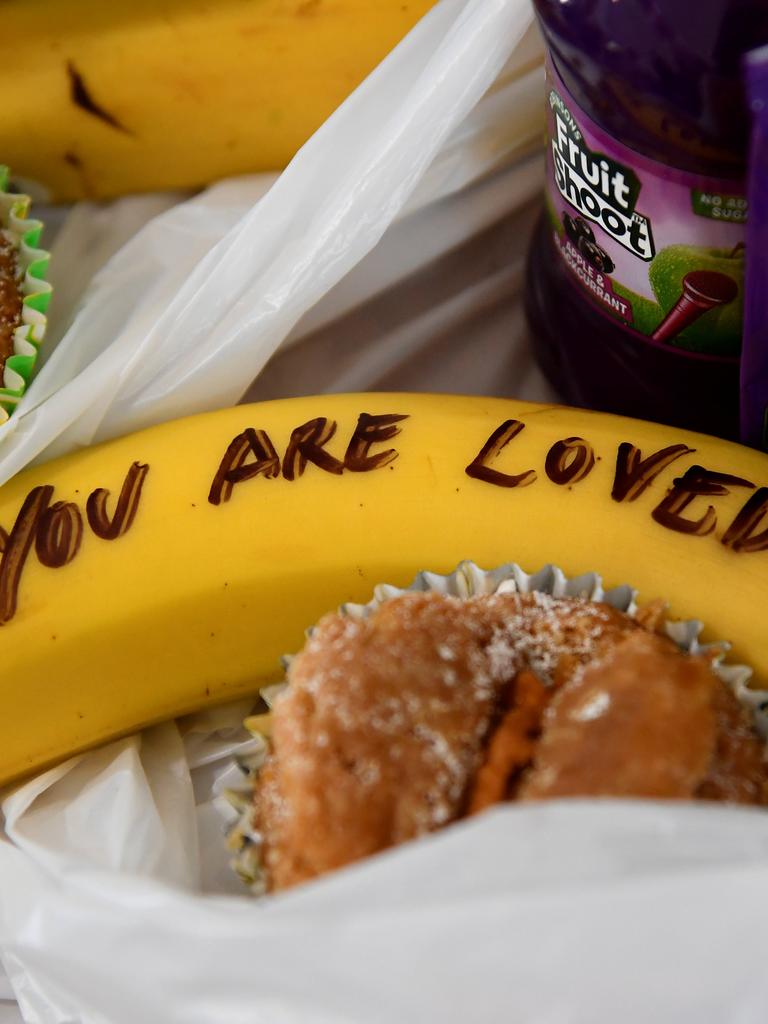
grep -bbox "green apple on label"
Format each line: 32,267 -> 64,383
649,244 -> 743,355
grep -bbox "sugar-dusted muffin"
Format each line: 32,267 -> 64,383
0,232 -> 23,372
248,590 -> 768,892
0,166 -> 51,421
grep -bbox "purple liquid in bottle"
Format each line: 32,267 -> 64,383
525,0 -> 768,439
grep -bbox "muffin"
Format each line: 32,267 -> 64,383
0,166 -> 51,421
0,232 -> 23,371
226,564 -> 767,893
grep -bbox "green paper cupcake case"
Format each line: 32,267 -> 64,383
218,560 -> 768,894
0,165 -> 52,422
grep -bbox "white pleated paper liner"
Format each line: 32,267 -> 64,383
219,560 -> 767,893
0,165 -> 52,421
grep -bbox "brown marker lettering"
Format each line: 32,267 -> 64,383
283,418 -> 344,481
87,461 -> 149,540
652,466 -> 754,536
344,413 -> 409,471
545,437 -> 595,486
612,442 -> 694,502
465,420 -> 537,488
35,501 -> 84,568
208,429 -> 280,505
722,488 -> 768,552
0,485 -> 53,624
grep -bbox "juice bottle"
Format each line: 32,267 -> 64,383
525,0 -> 768,439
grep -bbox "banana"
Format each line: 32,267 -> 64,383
0,392 -> 766,785
0,0 -> 436,201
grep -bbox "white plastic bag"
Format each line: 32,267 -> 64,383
4,761 -> 768,1024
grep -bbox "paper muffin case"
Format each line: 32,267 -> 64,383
219,560 -> 768,894
0,165 -> 52,421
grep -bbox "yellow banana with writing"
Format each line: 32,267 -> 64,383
0,392 -> 766,784
0,0 -> 436,200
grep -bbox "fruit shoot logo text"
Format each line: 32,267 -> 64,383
550,90 -> 655,260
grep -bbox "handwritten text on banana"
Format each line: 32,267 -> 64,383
0,411 -> 765,627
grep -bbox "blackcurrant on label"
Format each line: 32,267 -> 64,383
544,59 -> 748,360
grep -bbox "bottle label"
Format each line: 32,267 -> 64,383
545,59 -> 747,361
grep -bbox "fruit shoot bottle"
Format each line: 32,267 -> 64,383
525,0 -> 768,440
742,44 -> 768,450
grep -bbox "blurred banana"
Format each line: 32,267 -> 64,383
0,0 -> 436,200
